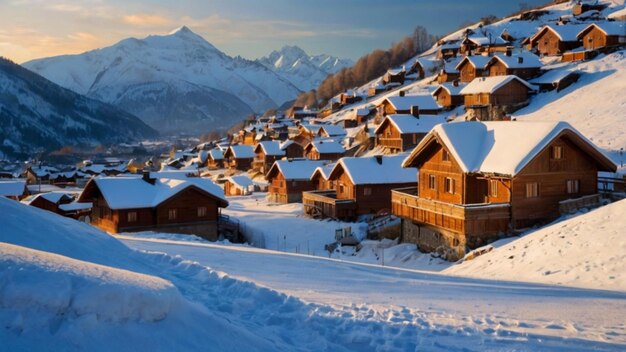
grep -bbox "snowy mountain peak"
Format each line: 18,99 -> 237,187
169,25 -> 193,35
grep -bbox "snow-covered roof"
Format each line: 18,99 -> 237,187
356,107 -> 372,116
319,125 -> 347,137
227,145 -> 255,159
256,141 -> 285,156
331,155 -> 417,185
432,83 -> 464,96
608,7 -> 626,20
0,180 -> 27,197
22,191 -> 73,205
311,163 -> 336,181
466,35 -> 508,46
487,52 -> 542,69
442,57 -> 462,73
299,124 -> 323,134
279,140 -> 295,150
403,121 -> 616,176
227,175 -> 254,188
29,166 -> 59,177
307,140 -> 344,154
58,202 -> 92,212
385,95 -> 441,112
531,24 -> 589,42
82,176 -> 227,210
530,69 -> 578,85
577,22 -> 626,38
375,115 -> 447,135
209,149 -> 224,160
268,159 -> 326,180
455,55 -> 492,70
387,68 -> 405,75
460,75 -> 534,95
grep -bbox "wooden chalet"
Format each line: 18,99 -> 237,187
382,68 -> 406,85
577,22 -> 626,51
530,70 -> 580,92
456,55 -> 491,83
0,180 -> 29,200
207,149 -> 225,169
303,140 -> 345,161
393,121 -> 616,260
78,173 -> 229,240
22,192 -> 92,220
311,163 -> 336,191
224,175 -> 254,196
573,2 -> 607,16
280,140 -> 304,159
378,94 -> 442,116
436,40 -> 461,60
266,159 -> 325,203
436,57 -> 462,84
302,155 -> 416,221
527,24 -> 586,56
290,106 -> 318,120
460,35 -> 509,55
224,145 -> 255,171
253,141 -> 285,174
432,83 -> 464,109
318,125 -> 347,139
375,114 -> 447,153
485,52 -> 543,80
408,58 -> 440,79
339,90 -> 362,106
460,75 -> 535,108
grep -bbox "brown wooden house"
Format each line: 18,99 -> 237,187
253,141 -> 285,174
408,58 -> 440,79
485,52 -> 543,80
436,40 -> 461,59
207,149 -> 225,169
456,55 -> 491,83
303,140 -> 345,161
382,68 -> 406,85
78,173 -> 228,240
375,114 -> 446,153
378,94 -> 442,116
224,175 -> 254,196
577,23 -> 626,51
22,191 -> 91,220
311,163 -> 336,191
302,155 -> 416,221
460,75 -> 535,108
460,36 -> 509,55
266,159 -> 325,203
223,145 -> 255,171
280,140 -> 304,159
528,24 -> 586,56
432,83 -> 464,109
393,121 -> 616,260
0,180 -> 29,200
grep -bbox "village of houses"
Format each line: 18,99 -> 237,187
1,2 -> 625,266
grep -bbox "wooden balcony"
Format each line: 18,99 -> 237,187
377,137 -> 403,150
391,187 -> 511,235
302,190 -> 357,221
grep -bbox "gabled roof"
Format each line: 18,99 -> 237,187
226,145 -> 255,159
279,140 -> 296,150
22,191 -> 74,205
255,141 -> 285,156
465,35 -> 508,46
299,124 -> 324,134
432,83 -> 464,96
306,140 -> 344,154
455,55 -> 492,70
267,159 -> 326,180
330,155 -> 417,185
208,149 -> 224,160
319,125 -> 347,137
577,22 -> 626,38
530,69 -> 579,85
80,176 -> 228,210
402,121 -> 616,176
375,114 -> 446,135
311,163 -> 336,181
227,175 -> 254,188
459,75 -> 535,95
384,95 -> 441,112
0,180 -> 27,197
530,24 -> 589,42
486,52 -> 542,69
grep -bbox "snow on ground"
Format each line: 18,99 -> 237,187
515,50 -> 626,153
445,199 -> 626,292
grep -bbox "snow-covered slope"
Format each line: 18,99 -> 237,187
23,26 -> 302,133
257,45 -> 353,91
445,199 -> 626,291
0,57 -> 157,158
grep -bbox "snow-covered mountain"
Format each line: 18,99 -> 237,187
23,26 -> 302,134
257,45 -> 353,91
0,57 -> 157,158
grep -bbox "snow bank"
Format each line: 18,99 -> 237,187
445,199 -> 626,291
0,242 -> 181,323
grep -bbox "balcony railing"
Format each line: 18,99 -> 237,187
377,137 -> 403,149
302,190 -> 357,220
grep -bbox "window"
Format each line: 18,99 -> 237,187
428,175 -> 436,190
567,179 -> 580,194
551,145 -> 563,160
442,149 -> 450,162
489,180 -> 498,198
525,183 -> 539,198
445,177 -> 455,194
339,184 -> 345,194
363,187 -> 372,196
168,208 -> 177,220
127,211 -> 137,223
197,206 -> 207,217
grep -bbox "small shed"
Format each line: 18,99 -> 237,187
224,175 -> 255,196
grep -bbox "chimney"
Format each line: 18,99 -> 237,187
518,57 -> 524,64
506,47 -> 512,57
142,170 -> 156,185
399,90 -> 405,97
410,105 -> 420,118
375,155 -> 383,165
453,79 -> 459,87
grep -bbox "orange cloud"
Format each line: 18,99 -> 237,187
122,14 -> 171,27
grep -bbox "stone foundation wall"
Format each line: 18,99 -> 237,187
400,220 -> 466,261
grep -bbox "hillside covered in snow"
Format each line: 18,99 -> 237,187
23,27 -> 302,134
0,57 -> 157,158
257,45 -> 353,91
